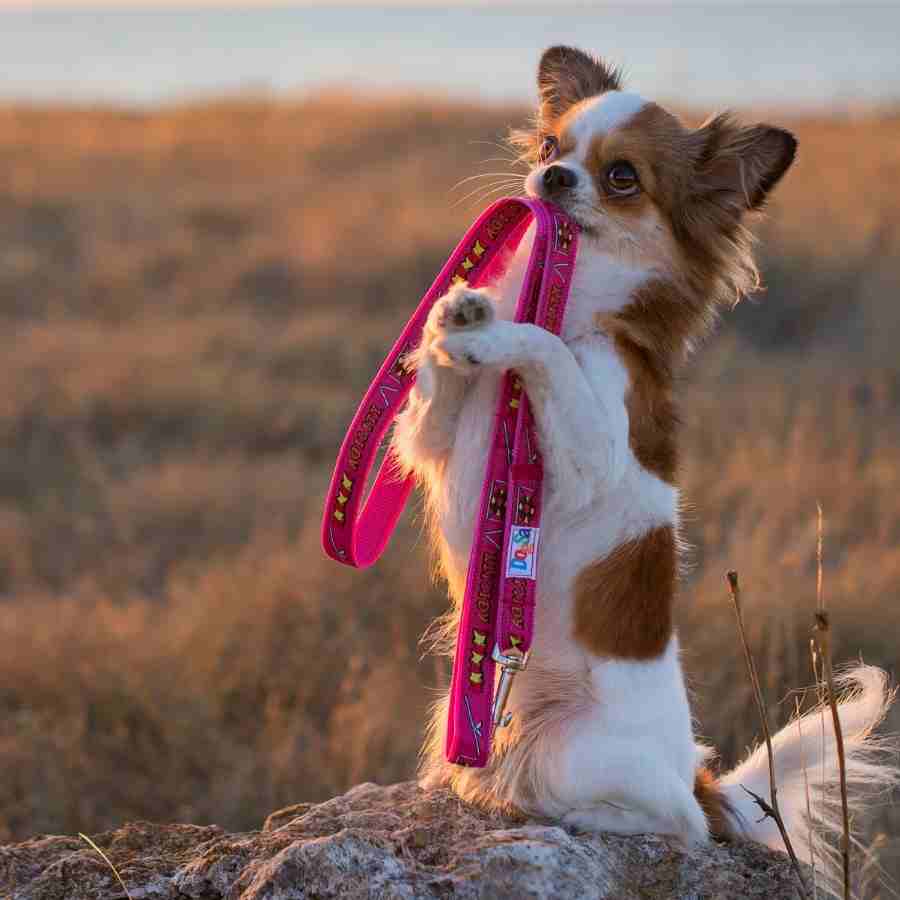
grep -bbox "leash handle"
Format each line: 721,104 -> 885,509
321,198 -> 541,568
321,196 -> 579,769
444,204 -> 578,767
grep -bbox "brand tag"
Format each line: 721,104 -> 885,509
505,526 -> 539,580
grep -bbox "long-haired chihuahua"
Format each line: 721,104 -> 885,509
393,45 -> 897,891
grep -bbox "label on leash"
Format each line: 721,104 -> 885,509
506,526 -> 540,580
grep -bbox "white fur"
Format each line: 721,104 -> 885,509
550,640 -> 705,842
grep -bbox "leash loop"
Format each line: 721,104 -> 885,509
321,197 -> 579,766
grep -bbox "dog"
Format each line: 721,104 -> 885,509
392,45 -> 897,889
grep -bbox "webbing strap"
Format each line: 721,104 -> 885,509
321,197 -> 579,767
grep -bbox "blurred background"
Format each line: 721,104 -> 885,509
1,0 -> 899,890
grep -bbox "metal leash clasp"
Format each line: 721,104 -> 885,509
491,643 -> 530,729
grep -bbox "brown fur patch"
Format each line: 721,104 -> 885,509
599,279 -> 713,484
573,525 -> 676,659
578,102 -> 785,304
587,103 -> 796,263
609,330 -> 679,484
583,103 -> 688,208
673,112 -> 796,299
694,766 -> 739,841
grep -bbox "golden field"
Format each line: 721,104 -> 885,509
0,95 -> 898,884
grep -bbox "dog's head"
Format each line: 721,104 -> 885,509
515,46 -> 797,299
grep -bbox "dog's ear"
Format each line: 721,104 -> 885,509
688,113 -> 797,219
537,46 -> 622,125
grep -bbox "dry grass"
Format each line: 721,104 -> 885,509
0,94 -> 897,887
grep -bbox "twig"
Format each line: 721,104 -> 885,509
816,504 -> 824,616
79,832 -> 133,900
726,570 -> 811,899
796,696 -> 819,899
813,612 -> 851,900
810,639 -> 828,881
812,503 -> 852,900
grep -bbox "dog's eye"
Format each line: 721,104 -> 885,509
607,161 -> 640,195
538,135 -> 559,163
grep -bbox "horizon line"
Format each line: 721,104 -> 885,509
1,0 -> 863,8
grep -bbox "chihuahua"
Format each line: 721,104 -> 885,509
393,45 -> 896,889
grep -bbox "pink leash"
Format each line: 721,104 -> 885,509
322,197 -> 579,766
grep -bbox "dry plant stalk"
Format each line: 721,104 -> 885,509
79,832 -> 133,900
811,505 -> 852,900
726,570 -> 811,899
810,639 -> 829,885
813,610 -> 851,899
796,697 -> 819,899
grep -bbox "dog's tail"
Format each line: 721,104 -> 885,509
709,665 -> 898,897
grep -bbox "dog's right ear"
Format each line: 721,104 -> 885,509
538,46 -> 622,125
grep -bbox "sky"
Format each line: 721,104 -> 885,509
0,0 -> 857,7
6,0 -> 891,108
9,0 -> 584,7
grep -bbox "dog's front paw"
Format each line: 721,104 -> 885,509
428,285 -> 495,336
434,326 -> 505,371
425,285 -> 502,372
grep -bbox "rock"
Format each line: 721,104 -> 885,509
263,803 -> 316,833
1,781 -> 805,899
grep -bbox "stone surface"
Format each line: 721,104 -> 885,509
1,781 -> 805,899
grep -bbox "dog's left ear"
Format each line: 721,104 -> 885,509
537,46 -> 622,125
689,113 -> 797,217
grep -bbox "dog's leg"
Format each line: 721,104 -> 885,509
553,739 -> 709,845
525,647 -> 708,845
433,288 -> 628,505
392,285 -> 493,472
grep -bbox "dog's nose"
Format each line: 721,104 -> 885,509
542,165 -> 577,192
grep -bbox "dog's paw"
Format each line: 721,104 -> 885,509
561,800 -> 710,847
433,323 -> 512,372
429,285 -> 495,335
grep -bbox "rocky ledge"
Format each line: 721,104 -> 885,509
1,781 -> 804,899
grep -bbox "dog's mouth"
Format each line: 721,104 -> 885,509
523,169 -> 604,239
524,174 -> 581,219
541,194 -> 597,234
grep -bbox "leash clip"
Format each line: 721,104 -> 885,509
491,643 -> 530,729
